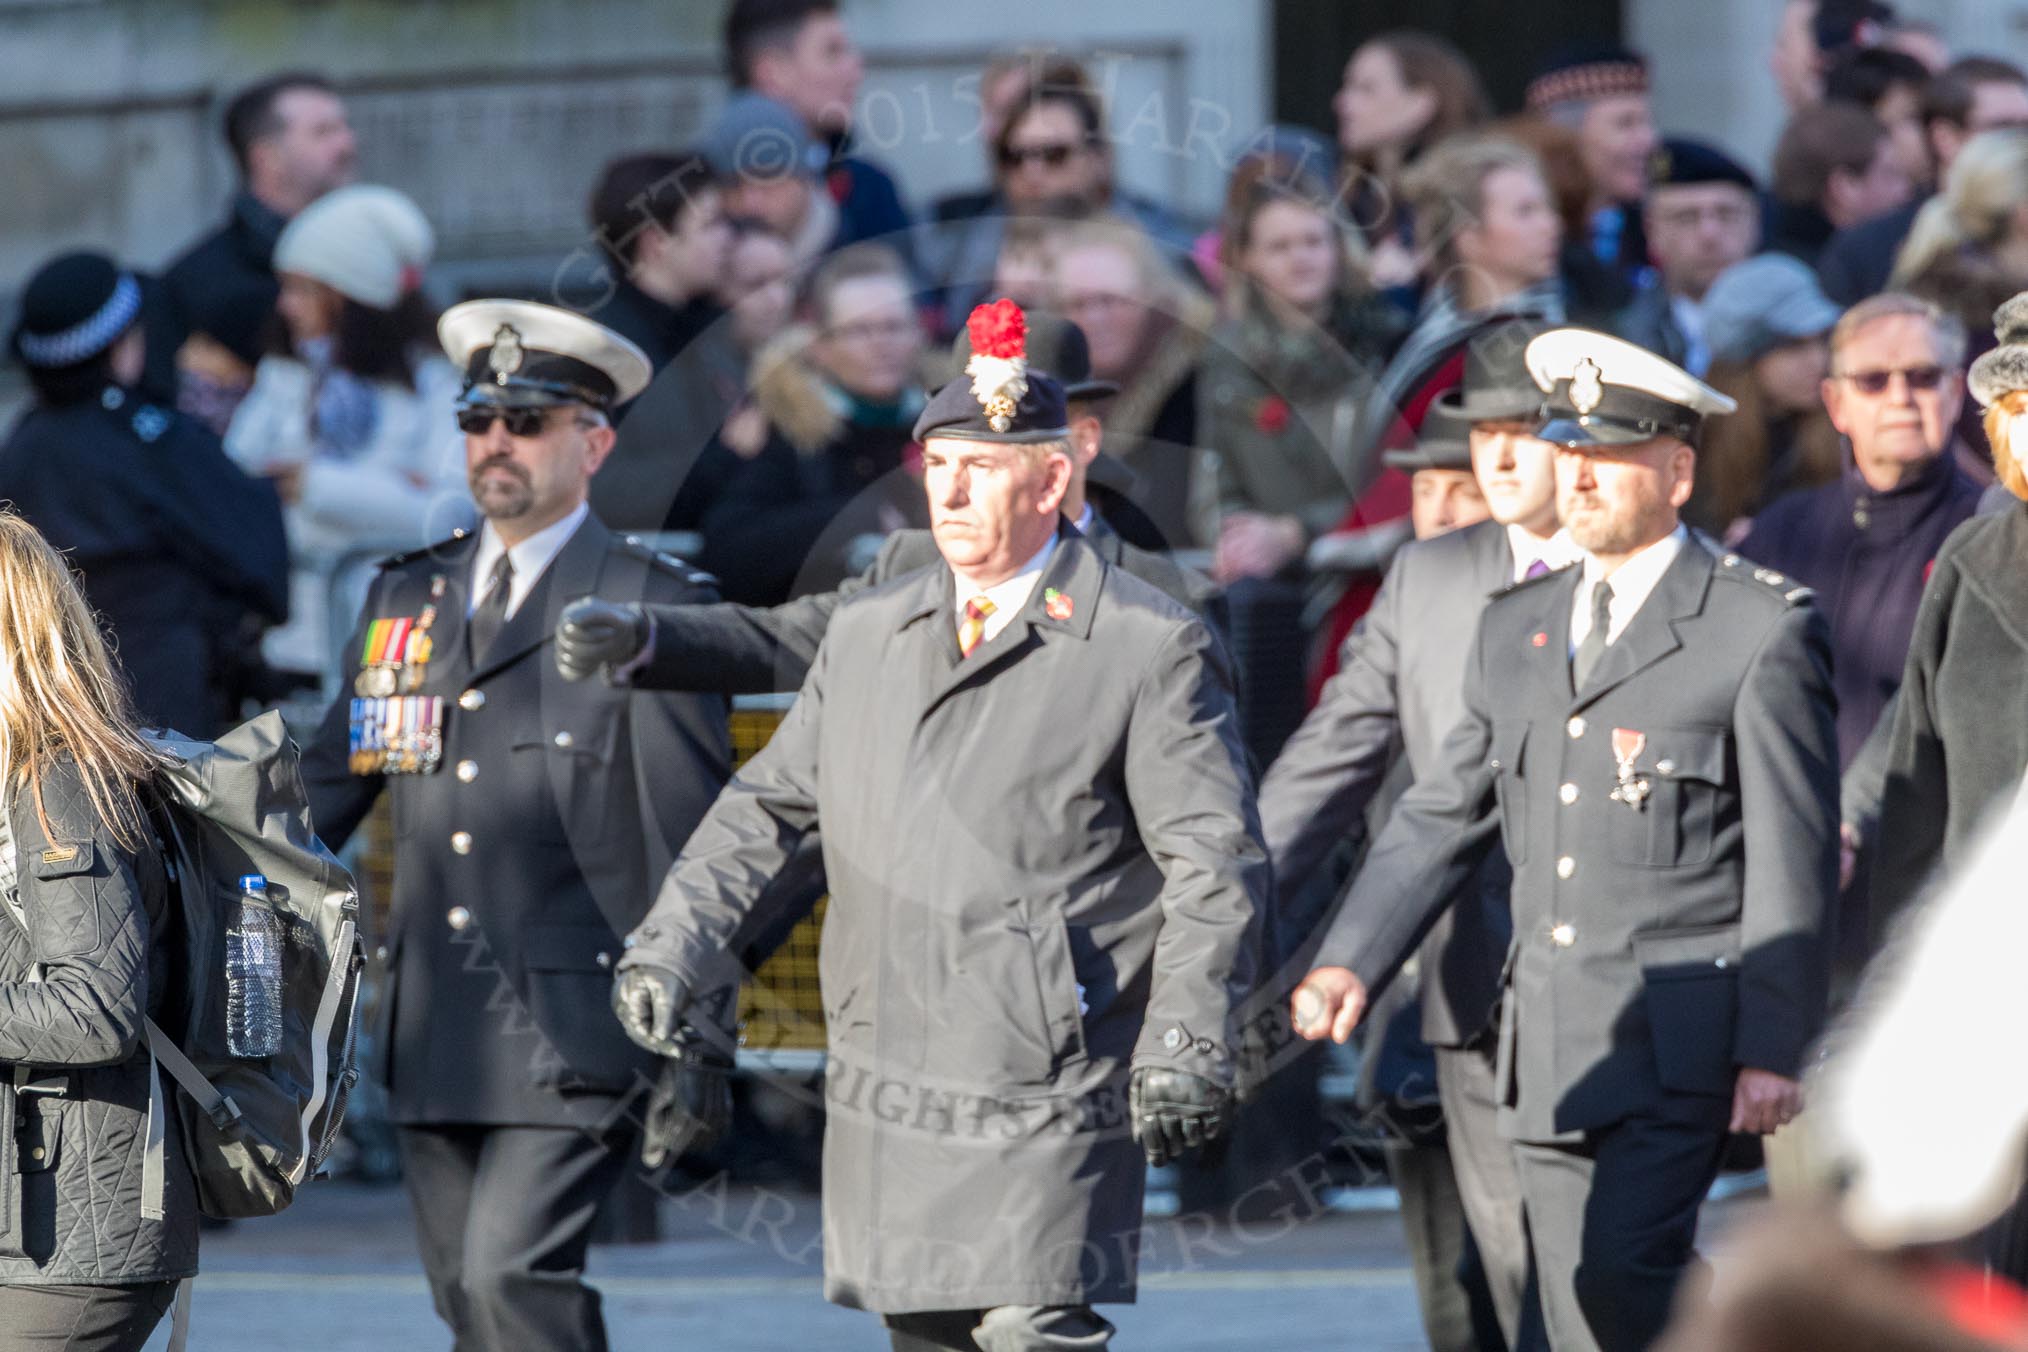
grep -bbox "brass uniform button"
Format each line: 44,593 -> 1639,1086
459,689 -> 486,711
456,760 -> 478,783
1556,856 -> 1576,880
1567,717 -> 1587,739
450,831 -> 473,855
446,906 -> 471,931
1559,783 -> 1579,805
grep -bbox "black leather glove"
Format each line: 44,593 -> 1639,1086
613,965 -> 691,1056
1129,1066 -> 1231,1167
557,598 -> 649,683
641,1030 -> 734,1170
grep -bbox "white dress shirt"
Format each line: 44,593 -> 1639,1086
468,501 -> 589,620
954,533 -> 1056,646
1569,524 -> 1688,651
1508,524 -> 1583,585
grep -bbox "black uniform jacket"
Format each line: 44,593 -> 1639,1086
0,388 -> 287,737
1319,537 -> 1840,1140
302,515 -> 730,1126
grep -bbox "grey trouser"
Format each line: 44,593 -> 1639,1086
1435,1038 -> 1548,1350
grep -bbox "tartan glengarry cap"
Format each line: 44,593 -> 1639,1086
1525,42 -> 1651,113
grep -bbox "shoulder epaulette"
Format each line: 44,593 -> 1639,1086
617,535 -> 717,587
1715,552 -> 1815,606
377,529 -> 474,570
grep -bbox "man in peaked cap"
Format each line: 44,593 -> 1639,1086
1295,327 -> 1840,1352
298,299 -> 733,1352
1262,319 -> 1571,1352
612,300 -> 1263,1350
0,250 -> 287,736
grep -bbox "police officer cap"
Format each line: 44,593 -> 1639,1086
439,299 -> 652,412
915,300 -> 1070,444
1383,399 -> 1474,473
9,251 -> 143,370
1527,328 -> 1737,449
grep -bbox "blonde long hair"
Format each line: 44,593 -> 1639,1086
0,513 -> 160,847
1891,129 -> 2028,288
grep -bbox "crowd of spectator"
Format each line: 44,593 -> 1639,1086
7,0 -> 2028,769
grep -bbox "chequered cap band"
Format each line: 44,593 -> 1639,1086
1525,62 -> 1650,113
15,273 -> 142,369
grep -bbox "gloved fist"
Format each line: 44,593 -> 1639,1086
1129,1065 -> 1231,1167
641,1031 -> 735,1169
557,598 -> 648,682
612,965 -> 691,1056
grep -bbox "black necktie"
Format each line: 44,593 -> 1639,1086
1572,580 -> 1614,688
468,552 -> 515,661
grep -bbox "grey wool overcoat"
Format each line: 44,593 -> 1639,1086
622,526 -> 1266,1314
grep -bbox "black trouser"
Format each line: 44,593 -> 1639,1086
398,1123 -> 633,1352
0,1280 -> 179,1350
1511,1102 -> 1729,1352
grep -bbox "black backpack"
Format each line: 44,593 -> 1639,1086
143,711 -> 365,1219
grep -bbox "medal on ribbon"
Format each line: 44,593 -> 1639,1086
1609,727 -> 1650,810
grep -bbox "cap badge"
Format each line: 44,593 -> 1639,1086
1570,358 -> 1605,416
964,299 -> 1030,434
488,324 -> 525,383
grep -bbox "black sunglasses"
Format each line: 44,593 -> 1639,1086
1837,365 -> 1946,395
456,406 -> 555,437
999,140 -> 1083,170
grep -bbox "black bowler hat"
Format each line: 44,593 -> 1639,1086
915,300 -> 1071,444
1435,318 -> 1555,424
1383,399 -> 1474,473
10,251 -> 143,370
949,309 -> 1117,403
439,299 -> 652,412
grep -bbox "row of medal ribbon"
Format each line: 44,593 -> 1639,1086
356,611 -> 436,698
349,696 -> 445,776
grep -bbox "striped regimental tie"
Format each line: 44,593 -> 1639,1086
958,596 -> 995,657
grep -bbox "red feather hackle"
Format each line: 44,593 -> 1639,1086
966,299 -> 1027,361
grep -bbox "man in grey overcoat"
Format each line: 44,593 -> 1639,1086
612,310 -> 1265,1352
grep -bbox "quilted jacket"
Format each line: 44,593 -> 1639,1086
0,761 -> 198,1284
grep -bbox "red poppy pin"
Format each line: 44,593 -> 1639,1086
1532,631 -> 1548,648
1254,394 -> 1290,435
1044,587 -> 1074,621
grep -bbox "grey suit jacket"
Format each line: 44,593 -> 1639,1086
631,514 -> 1220,693
1262,517 -> 1520,1047
1318,537 -> 1839,1141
